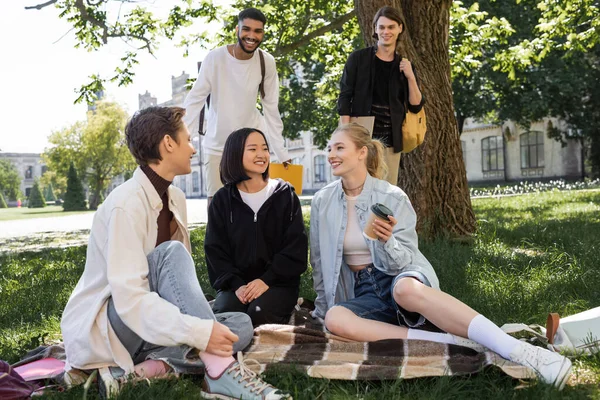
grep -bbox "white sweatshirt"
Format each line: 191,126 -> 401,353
183,46 -> 289,162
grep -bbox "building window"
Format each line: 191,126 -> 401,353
520,131 -> 545,169
192,171 -> 199,193
461,140 -> 467,169
25,166 -> 33,179
180,177 -> 186,193
314,155 -> 326,183
481,136 -> 504,172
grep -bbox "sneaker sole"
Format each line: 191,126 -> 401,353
200,390 -> 293,400
98,367 -> 119,399
199,391 -> 237,400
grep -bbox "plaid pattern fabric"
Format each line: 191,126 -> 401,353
243,308 -> 536,381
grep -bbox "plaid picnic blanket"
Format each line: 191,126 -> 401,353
243,308 -> 536,381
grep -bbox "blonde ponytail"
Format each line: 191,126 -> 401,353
333,123 -> 388,179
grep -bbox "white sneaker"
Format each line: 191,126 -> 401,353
509,342 -> 572,390
451,335 -> 488,353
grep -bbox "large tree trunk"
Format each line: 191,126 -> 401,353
355,0 -> 476,238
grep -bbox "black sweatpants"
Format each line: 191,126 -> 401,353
212,286 -> 299,327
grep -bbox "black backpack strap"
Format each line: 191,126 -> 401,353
397,54 -> 409,112
198,95 -> 211,136
258,49 -> 266,99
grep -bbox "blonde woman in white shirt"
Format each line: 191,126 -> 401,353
310,123 -> 572,389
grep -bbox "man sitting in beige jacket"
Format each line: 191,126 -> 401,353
60,106 -> 289,400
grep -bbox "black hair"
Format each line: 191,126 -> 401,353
238,7 -> 266,25
220,128 -> 270,185
125,106 -> 185,166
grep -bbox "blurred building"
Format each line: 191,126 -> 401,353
0,152 -> 46,199
461,118 -> 584,182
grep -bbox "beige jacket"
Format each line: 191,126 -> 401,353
61,168 -> 213,373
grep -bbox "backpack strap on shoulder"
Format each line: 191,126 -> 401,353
258,49 -> 266,99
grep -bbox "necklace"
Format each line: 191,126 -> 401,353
232,44 -> 238,59
342,182 -> 365,195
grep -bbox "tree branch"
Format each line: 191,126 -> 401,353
25,0 -> 58,10
274,10 -> 356,57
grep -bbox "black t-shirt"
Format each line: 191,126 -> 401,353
371,57 -> 394,147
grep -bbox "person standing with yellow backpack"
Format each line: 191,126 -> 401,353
337,6 -> 425,185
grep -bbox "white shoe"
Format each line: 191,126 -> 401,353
451,335 -> 488,353
509,342 -> 572,390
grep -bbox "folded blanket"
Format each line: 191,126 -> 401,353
243,308 -> 535,381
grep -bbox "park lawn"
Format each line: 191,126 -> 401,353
1,190 -> 599,399
0,205 -> 94,221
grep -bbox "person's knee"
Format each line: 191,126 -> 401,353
217,312 -> 253,351
155,240 -> 188,258
324,306 -> 350,336
393,277 -> 425,312
149,240 -> 193,278
246,303 -> 287,327
213,291 -> 246,315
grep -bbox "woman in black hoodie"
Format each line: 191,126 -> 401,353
205,128 -> 308,327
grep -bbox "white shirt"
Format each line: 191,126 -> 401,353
343,195 -> 372,266
183,46 -> 289,162
60,168 -> 214,373
239,179 -> 278,214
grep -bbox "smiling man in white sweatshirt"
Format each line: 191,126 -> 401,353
183,7 -> 290,203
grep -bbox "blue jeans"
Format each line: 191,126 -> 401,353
107,241 -> 253,373
335,265 -> 431,328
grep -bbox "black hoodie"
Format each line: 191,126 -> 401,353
205,179 -> 308,292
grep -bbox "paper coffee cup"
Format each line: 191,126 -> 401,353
363,203 -> 393,240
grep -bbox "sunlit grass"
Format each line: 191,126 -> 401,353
1,190 -> 599,398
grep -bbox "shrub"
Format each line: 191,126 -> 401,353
28,180 -> 46,208
63,163 -> 87,211
44,182 -> 57,202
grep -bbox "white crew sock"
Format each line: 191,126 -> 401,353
407,328 -> 457,345
467,314 -> 521,360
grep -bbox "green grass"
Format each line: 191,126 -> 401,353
0,205 -> 93,221
1,190 -> 599,398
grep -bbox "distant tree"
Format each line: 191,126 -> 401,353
63,162 -> 87,211
40,170 -> 66,199
0,159 -> 22,201
28,180 -> 46,208
449,1 -> 514,133
44,182 -> 57,202
468,0 -> 600,177
44,101 -> 136,209
0,192 -> 7,208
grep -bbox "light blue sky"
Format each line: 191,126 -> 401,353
0,1 -> 220,153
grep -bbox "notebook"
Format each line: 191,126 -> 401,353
269,163 -> 303,195
14,358 -> 65,381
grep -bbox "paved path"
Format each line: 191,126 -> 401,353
4,188 -> 595,240
0,199 -> 209,239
